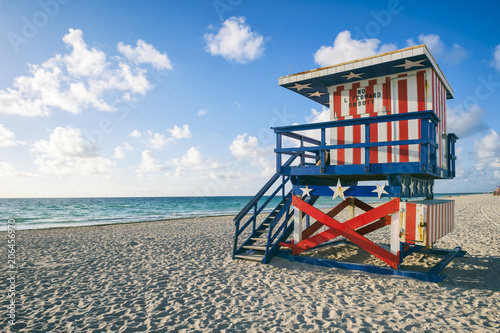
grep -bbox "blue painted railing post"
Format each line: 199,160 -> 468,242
320,128 -> 326,172
420,118 -> 428,172
276,133 -> 282,174
300,137 -> 305,166
233,221 -> 239,258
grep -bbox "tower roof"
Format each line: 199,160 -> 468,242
279,44 -> 453,107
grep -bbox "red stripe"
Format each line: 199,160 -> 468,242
398,79 -> 409,162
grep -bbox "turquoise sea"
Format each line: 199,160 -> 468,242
0,193 -> 477,231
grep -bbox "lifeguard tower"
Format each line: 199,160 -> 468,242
233,45 -> 465,282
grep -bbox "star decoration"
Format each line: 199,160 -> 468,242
372,184 -> 389,199
342,72 -> 364,80
394,59 -> 425,70
300,185 -> 313,198
288,83 -> 313,91
409,179 -> 415,196
307,91 -> 327,98
401,179 -> 408,195
329,179 -> 350,201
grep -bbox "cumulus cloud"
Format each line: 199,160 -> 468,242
493,44 -> 500,73
173,147 -> 203,167
144,131 -> 169,150
229,134 -> 274,176
167,124 -> 191,140
407,33 -> 467,65
447,104 -> 488,138
204,16 -> 265,64
31,126 -> 115,175
0,161 -> 35,177
113,142 -> 133,159
306,107 -> 330,123
0,124 -> 26,147
135,150 -> 164,177
169,146 -> 221,180
129,129 -> 142,138
0,29 -> 172,117
198,108 -> 208,116
130,125 -> 191,149
314,30 -> 396,67
118,39 -> 172,70
474,129 -> 500,172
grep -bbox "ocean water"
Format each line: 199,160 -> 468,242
0,193 -> 472,231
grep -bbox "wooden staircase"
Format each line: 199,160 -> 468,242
234,194 -> 293,263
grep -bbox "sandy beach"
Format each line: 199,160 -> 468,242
1,193 -> 499,332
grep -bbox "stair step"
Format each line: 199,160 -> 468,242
242,245 -> 267,251
235,254 -> 264,261
250,237 -> 267,241
255,230 -> 268,234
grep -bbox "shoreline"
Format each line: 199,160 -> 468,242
1,192 -> 489,232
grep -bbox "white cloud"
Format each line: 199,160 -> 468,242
129,129 -> 142,138
145,130 -> 169,149
198,108 -> 208,116
113,142 -> 133,159
204,16 -> 265,64
167,124 -> 191,140
493,44 -> 500,73
31,126 -> 114,175
0,161 -> 36,177
474,129 -> 500,172
129,125 -> 191,150
0,29 -> 171,117
229,133 -> 259,160
306,107 -> 330,123
0,124 -> 26,147
447,104 -> 488,138
136,150 -> 164,176
409,33 -> 467,65
416,33 -> 444,55
173,146 -> 203,166
229,134 -> 274,177
314,30 -> 396,67
169,146 -> 221,180
118,39 -> 172,70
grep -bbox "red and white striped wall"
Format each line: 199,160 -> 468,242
399,199 -> 454,246
328,68 -> 447,168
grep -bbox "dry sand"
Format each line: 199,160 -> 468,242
1,193 -> 499,332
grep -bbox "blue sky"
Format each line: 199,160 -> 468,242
0,0 -> 499,197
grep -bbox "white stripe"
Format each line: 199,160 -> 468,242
330,127 -> 338,164
341,89 -> 350,117
407,76 -> 420,162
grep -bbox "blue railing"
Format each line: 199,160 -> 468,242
272,110 -> 457,179
233,155 -> 296,259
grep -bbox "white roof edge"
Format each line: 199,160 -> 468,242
422,46 -> 454,99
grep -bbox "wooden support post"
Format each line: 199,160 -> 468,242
293,206 -> 303,243
390,207 -> 400,256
